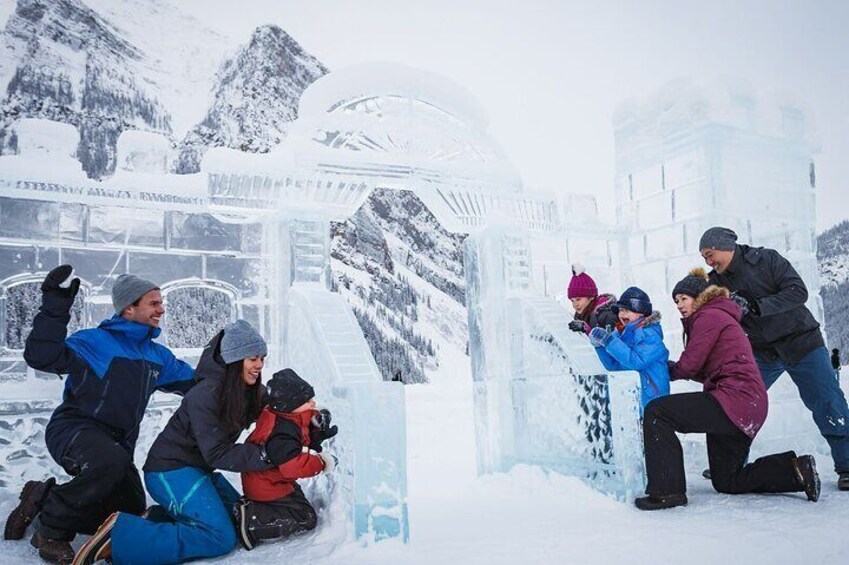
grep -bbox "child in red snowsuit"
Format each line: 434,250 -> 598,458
237,369 -> 338,550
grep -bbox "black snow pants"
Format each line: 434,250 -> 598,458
245,483 -> 317,544
37,428 -> 145,540
643,392 -> 804,497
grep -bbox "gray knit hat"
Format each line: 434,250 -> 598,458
672,268 -> 710,299
112,274 -> 159,313
220,319 -> 267,364
699,227 -> 738,251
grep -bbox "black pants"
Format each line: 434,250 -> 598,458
38,428 -> 145,540
246,484 -> 317,543
643,392 -> 803,496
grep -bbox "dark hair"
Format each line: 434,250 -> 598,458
220,359 -> 263,431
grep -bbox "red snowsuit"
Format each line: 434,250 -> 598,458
241,407 -> 325,502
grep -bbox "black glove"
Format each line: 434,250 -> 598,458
41,265 -> 81,316
747,297 -> 760,316
309,409 -> 338,452
729,292 -> 750,317
568,320 -> 588,334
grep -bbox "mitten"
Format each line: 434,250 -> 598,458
41,265 -> 81,316
588,327 -> 612,348
309,409 -> 338,451
568,320 -> 589,334
320,452 -> 338,473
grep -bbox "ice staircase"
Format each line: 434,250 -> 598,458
290,219 -> 329,283
285,284 -> 409,542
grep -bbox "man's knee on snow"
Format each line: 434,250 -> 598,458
203,521 -> 238,556
301,504 -> 318,531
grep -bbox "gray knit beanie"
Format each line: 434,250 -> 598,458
220,319 -> 267,364
699,227 -> 738,251
112,274 -> 159,313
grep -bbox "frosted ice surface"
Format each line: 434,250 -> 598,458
465,225 -> 644,500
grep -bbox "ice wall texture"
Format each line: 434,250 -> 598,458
613,79 -> 827,458
465,224 -> 644,499
285,286 -> 408,542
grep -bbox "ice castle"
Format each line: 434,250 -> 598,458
0,67 -> 825,537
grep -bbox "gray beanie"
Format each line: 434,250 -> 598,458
112,274 -> 159,313
699,227 -> 738,251
220,319 -> 267,364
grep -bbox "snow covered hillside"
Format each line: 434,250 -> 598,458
818,219 -> 849,364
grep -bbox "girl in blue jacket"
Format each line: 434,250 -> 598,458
589,286 -> 670,412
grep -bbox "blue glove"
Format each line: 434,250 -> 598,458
588,327 -> 613,348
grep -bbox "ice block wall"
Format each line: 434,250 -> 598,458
465,223 -> 644,499
613,80 -> 827,458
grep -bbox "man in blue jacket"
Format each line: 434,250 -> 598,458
2,266 -> 196,563
700,227 -> 849,492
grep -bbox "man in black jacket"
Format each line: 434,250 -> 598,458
700,227 -> 849,491
3,266 -> 196,563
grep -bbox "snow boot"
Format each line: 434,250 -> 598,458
838,472 -> 849,491
792,455 -> 820,502
72,512 -> 118,565
30,531 -> 74,564
634,494 -> 688,511
4,478 -> 56,540
235,499 -> 256,551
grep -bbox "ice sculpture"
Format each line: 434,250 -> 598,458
464,223 -> 644,499
0,117 -> 408,542
613,78 -> 828,460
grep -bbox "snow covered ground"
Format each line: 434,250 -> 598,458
2,366 -> 848,564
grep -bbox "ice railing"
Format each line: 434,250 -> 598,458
284,285 -> 408,542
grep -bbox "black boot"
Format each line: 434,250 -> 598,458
634,493 -> 688,511
701,468 -> 712,480
30,531 -> 74,564
838,472 -> 849,491
235,499 -> 257,551
4,478 -> 56,540
792,455 -> 820,502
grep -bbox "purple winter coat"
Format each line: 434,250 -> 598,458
670,286 -> 768,438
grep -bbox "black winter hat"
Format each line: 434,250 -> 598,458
267,368 -> 315,413
611,286 -> 653,316
672,267 -> 710,299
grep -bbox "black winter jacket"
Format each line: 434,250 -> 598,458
708,244 -> 824,364
144,331 -> 271,474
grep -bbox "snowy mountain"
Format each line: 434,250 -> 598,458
0,0 -> 228,178
818,219 -> 849,364
175,24 -> 328,173
0,1 -> 468,382
330,188 -> 468,383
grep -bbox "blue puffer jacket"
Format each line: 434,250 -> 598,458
593,311 -> 671,411
25,313 -> 195,462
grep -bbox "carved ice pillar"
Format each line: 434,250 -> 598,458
464,223 -> 532,474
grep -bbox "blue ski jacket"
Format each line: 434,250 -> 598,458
593,311 -> 671,411
25,313 -> 195,462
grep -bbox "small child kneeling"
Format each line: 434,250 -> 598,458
238,369 -> 338,550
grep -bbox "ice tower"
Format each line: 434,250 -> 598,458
613,79 -> 827,458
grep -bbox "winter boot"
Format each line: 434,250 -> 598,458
72,512 -> 118,565
4,478 -> 56,540
634,493 -> 688,511
235,499 -> 257,551
838,472 -> 849,491
30,531 -> 74,564
792,455 -> 820,502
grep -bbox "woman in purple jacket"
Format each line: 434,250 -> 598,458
635,268 -> 821,510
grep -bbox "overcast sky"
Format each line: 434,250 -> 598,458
181,0 -> 848,231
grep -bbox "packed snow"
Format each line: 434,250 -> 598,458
2,359 -> 847,564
